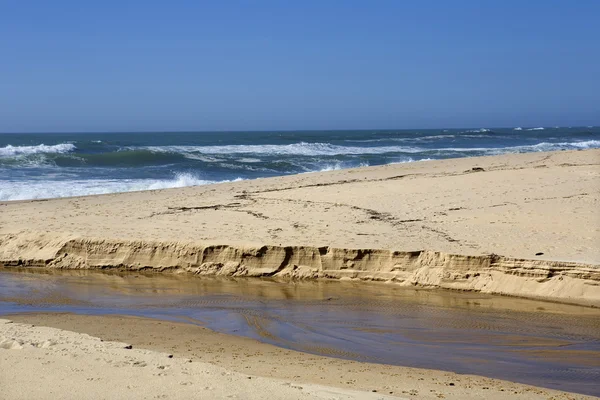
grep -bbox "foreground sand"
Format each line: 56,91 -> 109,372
0,318 -> 397,400
3,313 -> 596,400
1,149 -> 599,304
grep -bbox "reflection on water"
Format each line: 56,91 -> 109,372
1,268 -> 599,396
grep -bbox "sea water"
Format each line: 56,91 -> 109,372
1,127 -> 599,201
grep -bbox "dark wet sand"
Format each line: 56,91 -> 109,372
1,268 -> 599,396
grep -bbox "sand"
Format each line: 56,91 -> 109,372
0,318 -> 399,400
1,150 -> 600,399
1,149 -> 599,304
3,313 -> 596,400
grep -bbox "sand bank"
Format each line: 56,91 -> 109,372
0,317 -> 397,400
4,313 -> 597,400
1,149 -> 599,304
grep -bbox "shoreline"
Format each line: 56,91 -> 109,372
1,149 -> 599,305
4,312 -> 598,400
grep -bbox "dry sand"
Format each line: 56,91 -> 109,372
3,313 -> 596,400
1,149 -> 599,304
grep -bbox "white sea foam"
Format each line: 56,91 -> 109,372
0,143 -> 76,157
299,162 -> 370,174
472,140 -> 600,154
319,162 -> 369,172
527,127 -> 545,131
342,136 -> 437,144
408,140 -> 600,155
181,154 -> 224,162
137,138 -> 600,158
316,164 -> 343,172
236,158 -> 262,163
514,127 -> 523,131
0,173 -> 242,201
561,139 -> 600,148
141,142 -> 424,156
390,158 -> 414,164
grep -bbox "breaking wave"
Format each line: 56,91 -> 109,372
465,128 -> 491,133
139,139 -> 600,157
0,143 -> 76,157
0,173 -> 242,201
141,142 -> 423,156
3,130 -> 598,202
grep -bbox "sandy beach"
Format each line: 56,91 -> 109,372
1,149 -> 600,399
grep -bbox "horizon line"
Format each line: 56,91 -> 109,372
1,125 -> 597,135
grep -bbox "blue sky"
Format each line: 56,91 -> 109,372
1,1 -> 599,132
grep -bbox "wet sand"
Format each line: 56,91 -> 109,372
1,318 -> 398,400
6,314 -> 598,400
1,268 -> 599,397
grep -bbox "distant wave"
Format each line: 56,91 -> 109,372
527,127 -> 545,131
3,140 -> 598,172
465,128 -> 491,133
433,140 -> 600,154
140,142 -> 423,156
0,173 -> 242,201
514,127 -> 523,131
139,139 -> 600,157
0,143 -> 76,157
344,134 -> 458,143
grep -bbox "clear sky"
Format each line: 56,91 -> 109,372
1,1 -> 599,132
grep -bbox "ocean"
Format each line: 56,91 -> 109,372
1,127 -> 598,201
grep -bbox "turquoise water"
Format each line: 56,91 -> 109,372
1,127 -> 599,200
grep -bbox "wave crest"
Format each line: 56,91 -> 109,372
0,143 -> 76,157
138,139 -> 600,157
465,128 -> 491,133
142,142 -> 423,156
0,173 -> 242,201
